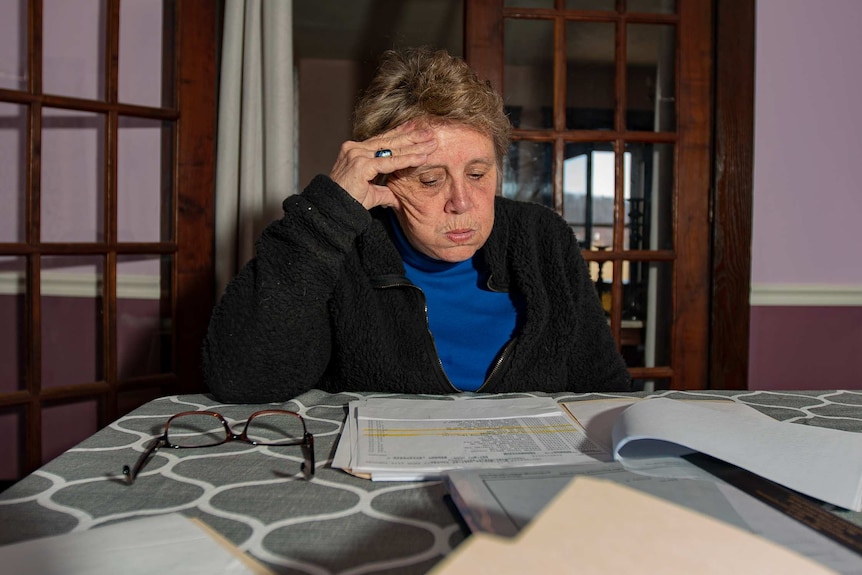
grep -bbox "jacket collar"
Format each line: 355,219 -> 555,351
364,199 -> 513,292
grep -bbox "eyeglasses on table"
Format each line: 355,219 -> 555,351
122,409 -> 315,484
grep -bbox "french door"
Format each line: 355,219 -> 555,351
0,0 -> 216,481
465,0 -> 725,390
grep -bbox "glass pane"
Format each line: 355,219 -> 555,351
588,258 -> 613,316
627,0 -> 676,14
43,0 -> 107,100
566,22 -> 615,130
119,0 -> 174,107
563,143 -> 617,248
624,142 -> 673,250
566,0 -> 615,11
41,108 -> 105,243
627,24 -> 676,132
503,140 -> 553,208
619,260 -> 672,368
0,407 -> 23,480
0,102 -> 27,242
0,1 -> 27,91
118,117 -> 174,242
42,400 -> 98,463
117,254 -> 171,380
0,256 -> 26,393
504,18 -> 554,130
41,255 -> 104,389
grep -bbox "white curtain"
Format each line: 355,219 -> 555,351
215,0 -> 295,297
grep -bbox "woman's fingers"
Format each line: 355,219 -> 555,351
371,122 -> 435,157
329,123 -> 437,210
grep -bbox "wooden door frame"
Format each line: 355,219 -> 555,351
709,0 -> 754,390
175,0 -> 217,394
465,0 -> 754,389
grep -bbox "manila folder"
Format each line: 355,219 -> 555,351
430,476 -> 836,574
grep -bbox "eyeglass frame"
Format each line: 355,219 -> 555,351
121,409 -> 315,484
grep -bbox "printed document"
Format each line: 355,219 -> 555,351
332,397 -> 609,480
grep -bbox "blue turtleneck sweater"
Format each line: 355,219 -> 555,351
389,213 -> 518,391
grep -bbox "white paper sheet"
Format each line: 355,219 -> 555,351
564,397 -> 862,511
0,514 -> 270,575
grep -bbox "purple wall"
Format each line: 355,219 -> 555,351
749,0 -> 862,390
749,307 -> 862,390
752,0 -> 862,283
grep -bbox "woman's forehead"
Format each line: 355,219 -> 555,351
426,123 -> 493,149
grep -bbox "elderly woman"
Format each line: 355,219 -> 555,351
203,47 -> 630,403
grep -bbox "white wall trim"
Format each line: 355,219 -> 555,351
3,275 -> 858,306
750,284 -> 862,306
0,271 -> 161,300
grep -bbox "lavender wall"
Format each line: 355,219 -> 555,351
752,0 -> 862,285
749,0 -> 862,390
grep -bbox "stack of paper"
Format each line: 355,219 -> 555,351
332,397 -> 609,480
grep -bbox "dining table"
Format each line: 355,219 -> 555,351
1,388 -> 862,574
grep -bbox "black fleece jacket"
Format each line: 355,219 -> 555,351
203,175 -> 631,403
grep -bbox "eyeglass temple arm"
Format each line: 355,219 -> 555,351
122,436 -> 165,485
301,433 -> 315,479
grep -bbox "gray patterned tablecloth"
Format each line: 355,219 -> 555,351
2,389 -> 862,574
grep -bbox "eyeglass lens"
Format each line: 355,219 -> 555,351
245,411 -> 307,445
166,413 -> 227,447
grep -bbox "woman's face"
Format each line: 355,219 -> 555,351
387,123 -> 498,262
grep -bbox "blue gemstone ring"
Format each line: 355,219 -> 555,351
375,149 -> 393,158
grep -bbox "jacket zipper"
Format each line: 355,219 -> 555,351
481,338 -> 515,390
407,284 -> 461,392
377,281 -> 459,392
476,272 -> 515,391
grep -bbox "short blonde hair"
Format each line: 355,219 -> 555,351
352,47 -> 511,166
